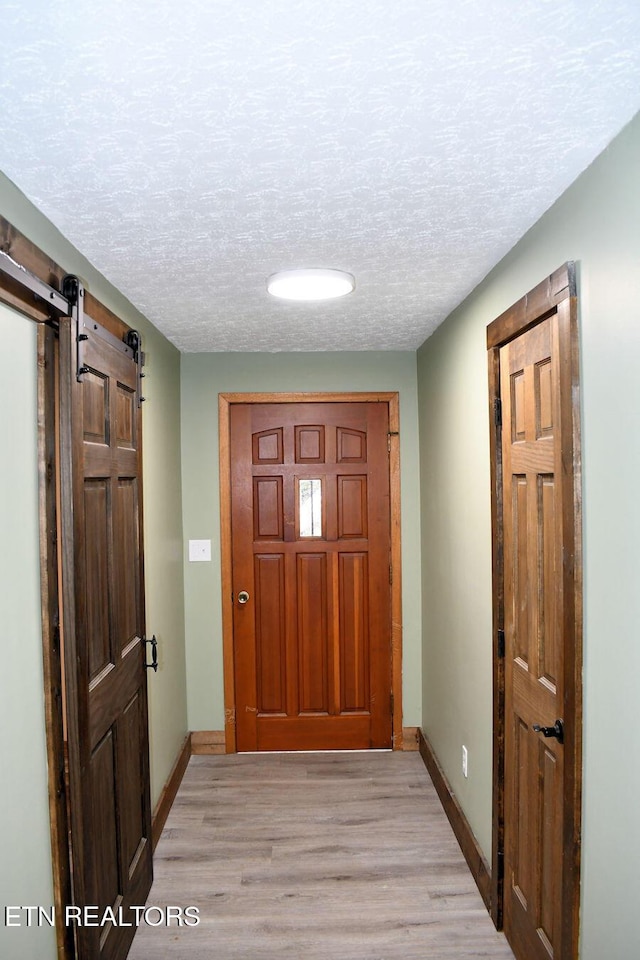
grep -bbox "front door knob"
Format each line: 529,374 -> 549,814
237,590 -> 250,604
533,719 -> 564,744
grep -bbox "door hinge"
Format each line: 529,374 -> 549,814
497,628 -> 505,659
52,615 -> 61,655
494,397 -> 502,428
387,430 -> 399,452
55,758 -> 67,801
389,562 -> 393,585
390,691 -> 395,717
497,848 -> 505,883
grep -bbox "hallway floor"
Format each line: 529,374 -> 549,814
128,751 -> 515,959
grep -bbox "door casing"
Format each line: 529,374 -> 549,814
487,263 -> 583,955
219,391 -> 403,751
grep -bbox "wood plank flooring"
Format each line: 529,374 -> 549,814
128,752 -> 515,960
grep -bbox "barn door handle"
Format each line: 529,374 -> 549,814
144,635 -> 158,672
533,719 -> 564,744
237,591 -> 250,605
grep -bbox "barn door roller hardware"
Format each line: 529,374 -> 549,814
63,275 -> 146,402
125,328 -> 147,407
62,275 -> 87,382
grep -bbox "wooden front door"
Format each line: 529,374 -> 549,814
488,265 -> 582,960
60,305 -> 153,960
229,400 -> 393,751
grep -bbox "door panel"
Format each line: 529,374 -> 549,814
297,552 -> 329,713
91,731 -> 120,910
254,477 -> 283,539
339,552 -> 369,711
85,480 -> 111,677
254,553 -> 287,713
62,311 -> 152,960
230,401 -> 392,751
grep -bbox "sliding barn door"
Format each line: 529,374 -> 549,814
229,401 -> 393,751
60,308 -> 152,960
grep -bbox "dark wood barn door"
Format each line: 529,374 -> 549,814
229,400 -> 393,751
488,264 -> 582,960
60,307 -> 152,960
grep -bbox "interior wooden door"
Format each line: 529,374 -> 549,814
60,309 -> 152,960
491,268 -> 582,960
230,400 -> 392,751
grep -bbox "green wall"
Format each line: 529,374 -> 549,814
137,320 -> 189,802
418,307 -> 495,855
0,173 -> 188,950
180,352 -> 422,732
417,113 -> 640,959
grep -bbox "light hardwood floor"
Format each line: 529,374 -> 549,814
129,751 -> 515,960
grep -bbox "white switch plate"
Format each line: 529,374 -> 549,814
188,539 -> 211,562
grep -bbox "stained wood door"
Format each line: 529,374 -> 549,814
491,267 -> 582,960
61,310 -> 152,960
230,401 -> 392,751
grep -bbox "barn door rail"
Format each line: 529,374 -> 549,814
0,249 -> 70,316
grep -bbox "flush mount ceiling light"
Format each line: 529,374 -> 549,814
267,268 -> 355,301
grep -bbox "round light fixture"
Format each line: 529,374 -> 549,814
267,268 -> 355,301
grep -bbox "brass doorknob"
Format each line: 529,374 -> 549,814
237,590 -> 250,604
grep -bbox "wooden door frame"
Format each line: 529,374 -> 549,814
487,262 -> 583,954
6,311 -> 76,960
219,391 -> 403,752
1,221 -> 75,959
40,320 -> 76,960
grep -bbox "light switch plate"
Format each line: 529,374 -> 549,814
188,539 -> 211,562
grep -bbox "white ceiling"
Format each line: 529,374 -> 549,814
1,1 -> 640,352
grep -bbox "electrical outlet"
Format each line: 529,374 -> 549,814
462,745 -> 468,778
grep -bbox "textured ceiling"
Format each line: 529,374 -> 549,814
1,1 -> 640,352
